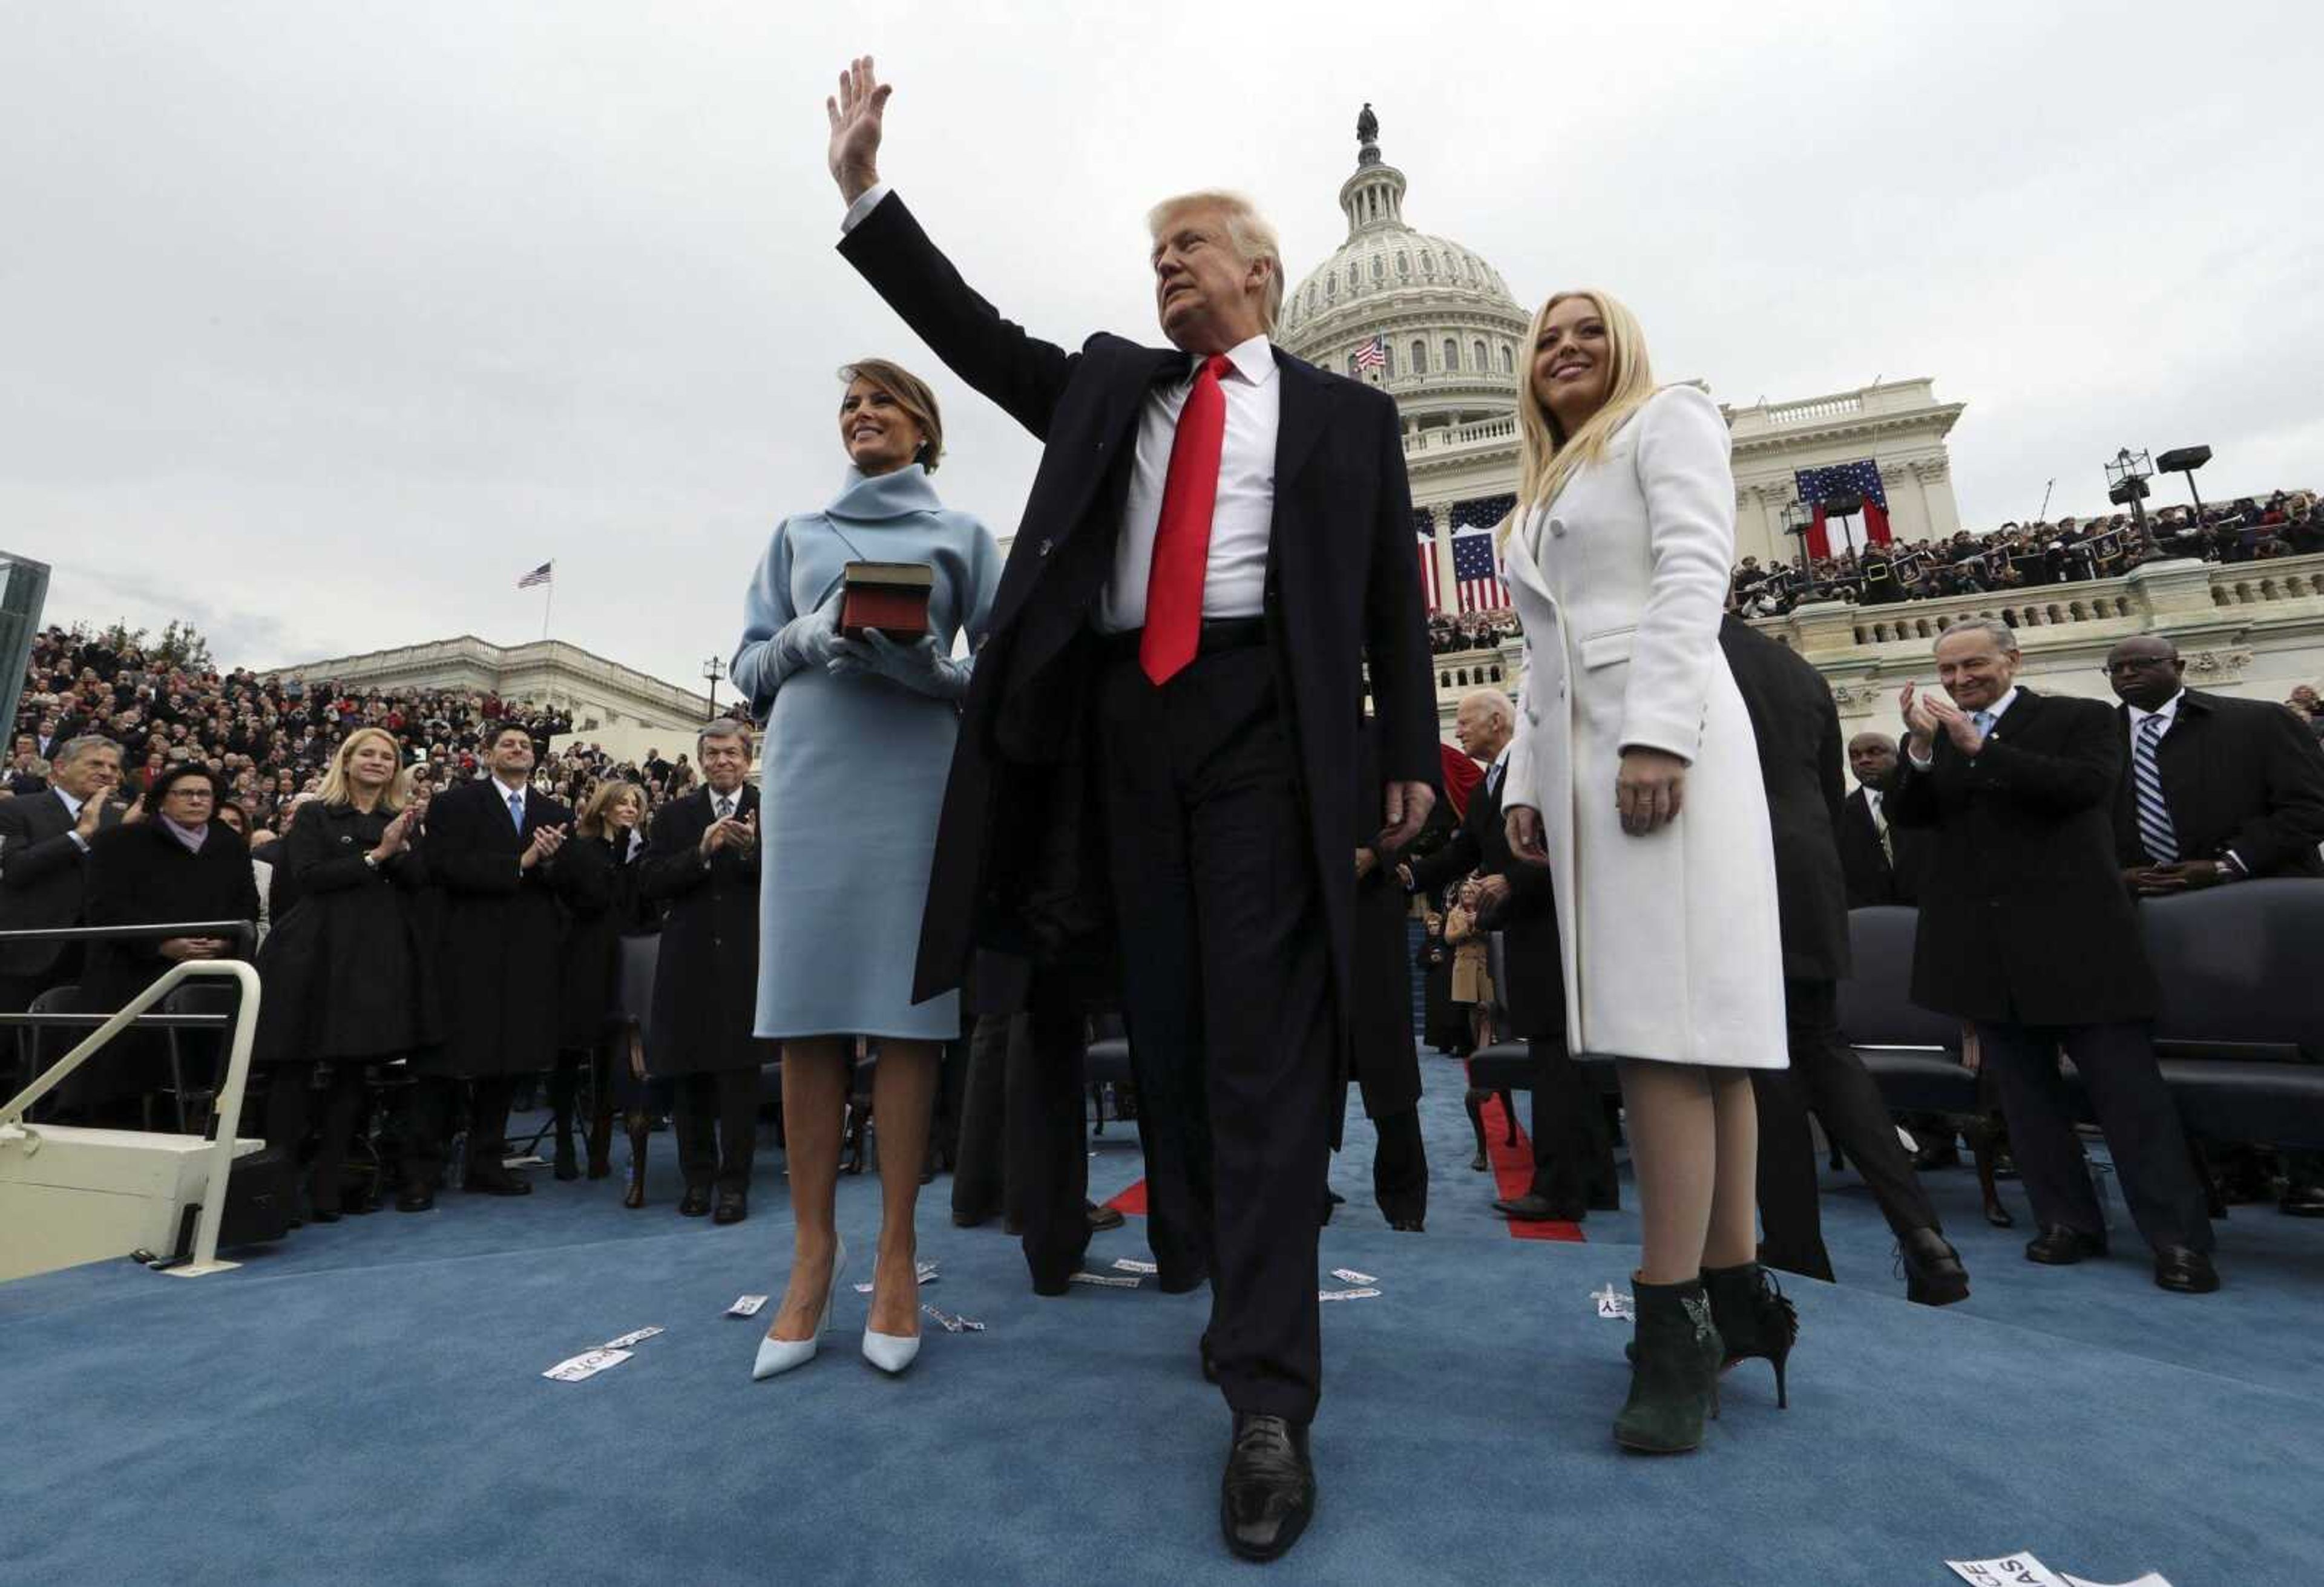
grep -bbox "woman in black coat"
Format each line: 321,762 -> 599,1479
79,763 -> 262,1121
548,780 -> 650,1181
251,728 -> 436,1219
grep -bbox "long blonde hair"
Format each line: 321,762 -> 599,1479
1505,289 -> 1658,543
317,727 -> 411,811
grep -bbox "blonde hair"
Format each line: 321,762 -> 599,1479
317,727 -> 410,811
839,359 -> 945,472
1146,191 -> 1284,335
578,779 -> 645,840
1506,290 -> 1658,541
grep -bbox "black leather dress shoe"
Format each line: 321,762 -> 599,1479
1386,1217 -> 1425,1232
462,1170 -> 532,1197
1158,1265 -> 1210,1296
2024,1225 -> 2107,1265
2280,1181 -> 2324,1218
1899,1228 -> 1970,1306
2153,1246 -> 2221,1294
712,1191 -> 747,1225
1220,1413 -> 1315,1562
394,1185 -> 435,1213
677,1186 -> 711,1217
1911,1142 -> 1962,1172
1085,1200 -> 1126,1232
1493,1191 -> 1585,1222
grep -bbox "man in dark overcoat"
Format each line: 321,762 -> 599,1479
637,721 -> 768,1224
0,735 -> 126,1018
416,722 -> 576,1199
1888,618 -> 2217,1293
1718,615 -> 1966,1304
2106,633 -> 2324,1216
824,60 -> 1439,1560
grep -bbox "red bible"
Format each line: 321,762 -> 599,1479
839,561 -> 934,643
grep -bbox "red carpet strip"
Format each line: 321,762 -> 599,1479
1478,1090 -> 1586,1243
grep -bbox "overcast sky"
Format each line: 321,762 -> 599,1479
5,2 -> 2317,693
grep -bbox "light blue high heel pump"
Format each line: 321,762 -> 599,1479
752,1237 -> 847,1381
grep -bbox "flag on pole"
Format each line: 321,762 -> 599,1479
1793,460 -> 1891,558
1451,531 -> 1509,612
516,561 -> 554,589
1351,335 -> 1386,374
1413,509 -> 1440,611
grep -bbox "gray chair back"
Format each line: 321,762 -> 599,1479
1834,907 -> 1959,1051
2140,880 -> 2324,1061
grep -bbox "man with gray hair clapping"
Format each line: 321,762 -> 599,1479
1886,618 -> 2218,1294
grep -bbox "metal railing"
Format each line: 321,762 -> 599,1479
0,920 -> 261,1277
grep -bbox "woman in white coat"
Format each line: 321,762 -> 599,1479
1498,290 -> 1794,1454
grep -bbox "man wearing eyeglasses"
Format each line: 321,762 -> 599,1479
2106,634 -> 2324,1218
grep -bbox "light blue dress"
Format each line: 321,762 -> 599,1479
730,465 -> 1002,1041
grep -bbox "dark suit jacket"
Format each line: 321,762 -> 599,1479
839,194 -> 1439,1038
1836,786 -> 1926,908
1887,689 -> 2155,1024
424,777 -> 577,1077
1404,751 -> 1565,1039
0,789 -> 122,978
637,786 -> 767,1075
2111,689 -> 2324,877
1718,616 -> 1850,983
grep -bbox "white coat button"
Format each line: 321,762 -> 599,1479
1548,515 -> 1568,538
1038,538 -> 1054,558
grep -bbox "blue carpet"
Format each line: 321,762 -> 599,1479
8,1066 -> 2321,1585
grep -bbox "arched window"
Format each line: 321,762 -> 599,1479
1499,344 -> 1514,375
1421,251 -> 1435,276
1396,252 -> 1410,278
1443,337 -> 1459,371
1410,340 -> 1427,375
1371,255 -> 1385,283
1325,275 -> 1336,300
1474,338 -> 1488,370
1382,342 -> 1396,378
1349,264 -> 1361,292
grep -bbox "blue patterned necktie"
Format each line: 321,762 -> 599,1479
2133,715 -> 2178,863
1971,710 -> 1995,738
507,790 -> 524,831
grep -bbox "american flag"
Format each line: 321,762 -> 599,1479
1351,335 -> 1385,373
1793,460 -> 1891,556
1413,509 -> 1439,611
516,561 -> 553,589
1451,531 -> 1509,612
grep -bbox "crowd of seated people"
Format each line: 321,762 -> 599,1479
3,624 -> 703,837
1729,489 -> 2323,618
1426,609 -> 1521,654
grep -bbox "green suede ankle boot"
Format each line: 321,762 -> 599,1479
1613,1274 -> 1721,1454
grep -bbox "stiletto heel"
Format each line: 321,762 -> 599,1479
1704,1261 -> 1799,1411
752,1236 -> 848,1381
861,1251 -> 922,1376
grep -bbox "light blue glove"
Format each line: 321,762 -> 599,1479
827,628 -> 972,701
775,587 -> 846,675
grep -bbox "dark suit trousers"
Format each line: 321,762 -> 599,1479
1525,1037 -> 1618,1209
401,1074 -> 516,1188
1097,644 -> 1338,1425
1008,998 -> 1094,1286
1755,978 -> 1942,1280
1974,1019 -> 2212,1253
674,1068 -> 758,1195
953,1001 -> 1094,1286
1370,1105 -> 1428,1225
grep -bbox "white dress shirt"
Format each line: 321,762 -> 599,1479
55,785 -> 90,851
841,186 -> 1279,634
2124,689 -> 2184,741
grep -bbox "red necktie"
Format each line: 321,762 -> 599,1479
1139,353 -> 1234,685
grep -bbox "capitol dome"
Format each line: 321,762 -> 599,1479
1278,108 -> 1533,441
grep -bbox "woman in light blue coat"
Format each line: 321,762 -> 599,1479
730,358 -> 1000,1381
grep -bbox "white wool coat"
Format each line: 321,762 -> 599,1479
1500,385 -> 1787,1069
